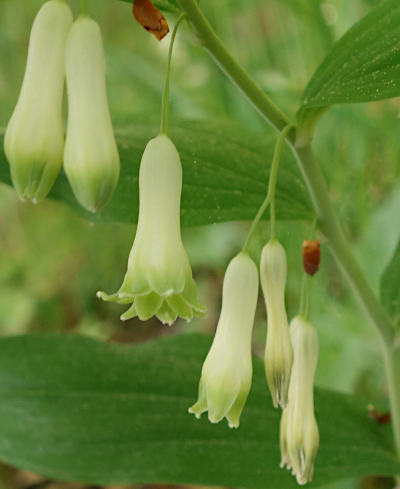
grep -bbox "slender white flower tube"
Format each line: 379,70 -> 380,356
4,0 -> 73,203
64,15 -> 120,213
189,252 -> 259,428
260,238 -> 293,408
280,315 -> 319,485
97,134 -> 205,325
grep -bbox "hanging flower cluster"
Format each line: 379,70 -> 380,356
4,0 -> 119,212
5,3 -> 322,487
189,235 -> 320,484
189,118 -> 321,485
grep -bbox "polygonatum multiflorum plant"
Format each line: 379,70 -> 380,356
0,0 -> 399,488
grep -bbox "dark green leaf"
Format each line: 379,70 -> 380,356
297,0 -> 400,135
0,120 -> 313,226
0,333 -> 398,488
380,239 -> 400,328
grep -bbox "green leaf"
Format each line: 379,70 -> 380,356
0,333 -> 398,488
0,120 -> 313,226
297,0 -> 400,141
380,239 -> 400,328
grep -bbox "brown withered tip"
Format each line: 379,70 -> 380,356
367,404 -> 392,424
303,239 -> 320,276
133,0 -> 169,41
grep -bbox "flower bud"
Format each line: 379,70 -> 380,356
4,0 -> 73,203
280,315 -> 319,485
97,134 -> 205,324
189,253 -> 259,428
63,16 -> 120,213
260,239 -> 293,408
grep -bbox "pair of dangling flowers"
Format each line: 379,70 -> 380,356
4,0 -> 120,212
189,125 -> 320,485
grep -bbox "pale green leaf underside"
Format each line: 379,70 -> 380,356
0,333 -> 398,488
0,120 -> 313,226
380,239 -> 400,328
300,0 -> 400,111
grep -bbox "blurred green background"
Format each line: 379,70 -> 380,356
0,1 -> 399,488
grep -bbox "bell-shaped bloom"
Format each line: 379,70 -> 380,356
280,315 -> 319,485
63,15 -> 120,213
189,253 -> 259,428
260,239 -> 293,408
4,0 -> 73,203
97,134 -> 205,325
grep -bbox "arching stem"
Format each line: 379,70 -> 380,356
160,14 -> 186,135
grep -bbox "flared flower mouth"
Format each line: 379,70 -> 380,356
97,279 -> 206,325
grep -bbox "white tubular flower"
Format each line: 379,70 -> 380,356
64,15 -> 120,213
4,0 -> 73,203
189,253 -> 259,428
280,315 -> 319,485
260,239 -> 293,409
97,134 -> 205,325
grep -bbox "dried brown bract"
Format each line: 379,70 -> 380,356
303,239 -> 320,276
133,0 -> 169,40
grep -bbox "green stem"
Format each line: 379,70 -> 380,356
176,0 -> 399,469
80,0 -> 87,14
299,274 -> 310,319
268,124 -> 293,238
175,0 -> 289,133
294,146 -> 394,346
242,124 -> 292,251
160,14 -> 185,135
383,346 -> 400,480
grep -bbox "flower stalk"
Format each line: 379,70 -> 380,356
242,124 -> 293,252
160,14 -> 185,135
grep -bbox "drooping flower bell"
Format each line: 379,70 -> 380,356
63,15 -> 120,213
189,252 -> 259,428
4,0 -> 73,203
97,134 -> 205,325
260,238 -> 293,409
280,315 -> 319,485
